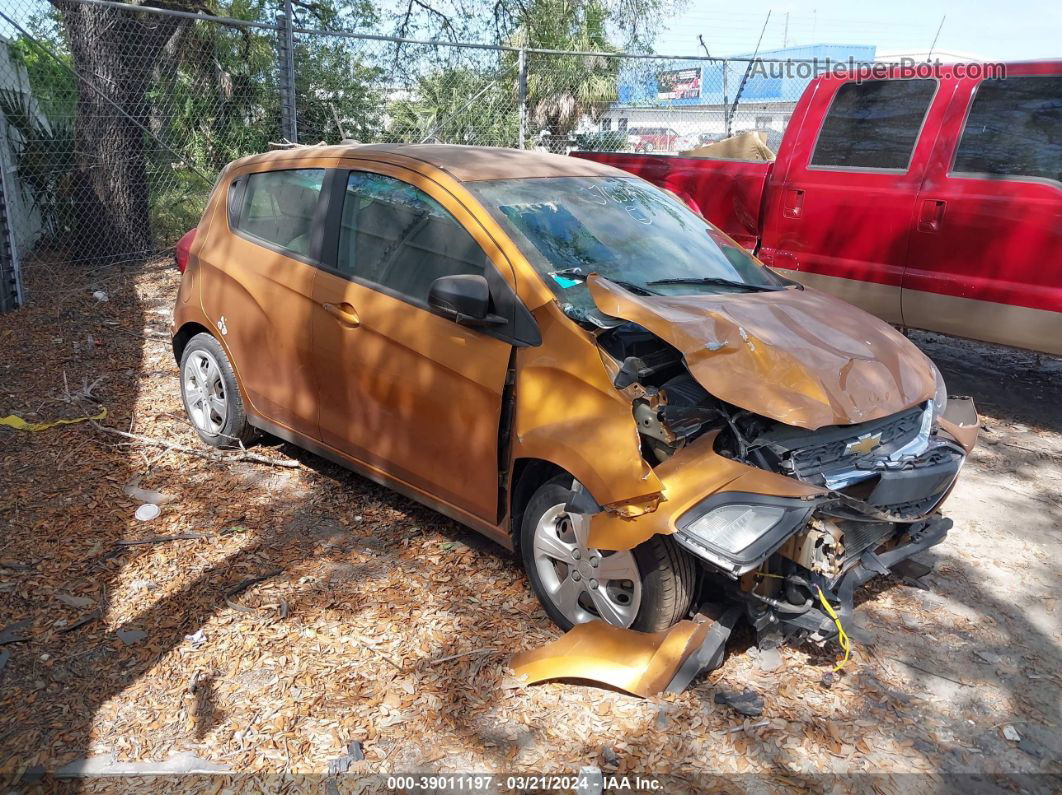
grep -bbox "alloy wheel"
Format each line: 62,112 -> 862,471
183,349 -> 228,436
532,503 -> 642,627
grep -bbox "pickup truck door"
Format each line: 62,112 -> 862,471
902,69 -> 1062,355
759,77 -> 945,325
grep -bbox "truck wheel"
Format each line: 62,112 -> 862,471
179,333 -> 257,448
520,477 -> 696,632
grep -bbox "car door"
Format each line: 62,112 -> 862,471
310,166 -> 514,521
198,165 -> 330,438
762,77 -> 944,324
902,69 -> 1062,354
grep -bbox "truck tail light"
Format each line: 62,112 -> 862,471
175,228 -> 197,273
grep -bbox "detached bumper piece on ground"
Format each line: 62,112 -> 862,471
511,607 -> 741,698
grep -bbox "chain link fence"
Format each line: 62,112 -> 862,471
0,0 -> 874,310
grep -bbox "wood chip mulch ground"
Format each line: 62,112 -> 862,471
1,253 -> 1058,791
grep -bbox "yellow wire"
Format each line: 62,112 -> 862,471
816,585 -> 851,672
757,570 -> 852,671
1,406 -> 107,432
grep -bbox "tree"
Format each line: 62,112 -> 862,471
509,0 -> 619,141
50,0 -> 199,260
388,66 -> 519,147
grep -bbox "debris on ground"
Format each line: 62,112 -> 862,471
713,688 -> 765,717
134,503 -> 161,522
57,594 -> 96,609
0,621 -> 31,646
753,646 -> 784,673
124,481 -> 174,505
510,619 -> 710,698
184,629 -> 207,649
55,752 -> 230,777
116,628 -> 148,646
326,740 -> 365,775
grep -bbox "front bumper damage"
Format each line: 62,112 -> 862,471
512,397 -> 978,696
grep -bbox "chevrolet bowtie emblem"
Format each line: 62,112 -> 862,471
845,432 -> 883,456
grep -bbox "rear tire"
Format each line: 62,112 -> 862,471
179,333 -> 257,448
520,476 -> 696,632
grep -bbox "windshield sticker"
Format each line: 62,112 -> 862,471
550,272 -> 581,289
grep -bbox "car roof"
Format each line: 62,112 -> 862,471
229,143 -> 625,183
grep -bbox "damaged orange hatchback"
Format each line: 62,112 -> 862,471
172,144 -> 978,659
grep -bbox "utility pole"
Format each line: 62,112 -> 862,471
277,0 -> 298,143
783,12 -> 789,48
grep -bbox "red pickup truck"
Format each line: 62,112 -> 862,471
575,61 -> 1061,355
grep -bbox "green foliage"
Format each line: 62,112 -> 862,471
511,0 -> 620,137
0,86 -> 75,243
387,66 -> 519,147
5,16 -> 76,120
293,40 -> 385,143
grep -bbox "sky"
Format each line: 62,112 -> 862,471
651,0 -> 1061,61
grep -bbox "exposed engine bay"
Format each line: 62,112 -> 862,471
595,319 -> 972,649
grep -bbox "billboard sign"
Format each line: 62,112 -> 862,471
657,68 -> 701,100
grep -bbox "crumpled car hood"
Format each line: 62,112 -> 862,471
588,275 -> 935,430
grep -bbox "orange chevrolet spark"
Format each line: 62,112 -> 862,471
172,144 -> 978,651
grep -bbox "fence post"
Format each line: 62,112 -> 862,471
722,59 -> 731,137
0,139 -> 24,312
277,0 -> 298,143
517,48 -> 527,149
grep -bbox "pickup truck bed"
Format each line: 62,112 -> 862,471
572,152 -> 771,251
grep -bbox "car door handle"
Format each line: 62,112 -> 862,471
918,199 -> 946,233
783,189 -> 804,219
322,302 -> 360,328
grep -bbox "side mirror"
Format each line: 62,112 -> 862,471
427,274 -> 507,327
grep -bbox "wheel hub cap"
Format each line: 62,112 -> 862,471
183,350 -> 227,436
532,503 -> 642,628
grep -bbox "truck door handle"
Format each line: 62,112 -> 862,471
918,199 -> 946,233
783,189 -> 804,219
322,301 -> 360,328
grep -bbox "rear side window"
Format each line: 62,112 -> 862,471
236,169 -> 325,256
811,79 -> 937,170
337,172 -> 486,304
953,75 -> 1062,184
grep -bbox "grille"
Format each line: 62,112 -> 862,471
755,404 -> 927,483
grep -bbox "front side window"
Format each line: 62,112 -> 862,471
952,75 -> 1062,183
810,79 -> 937,170
467,176 -> 787,323
237,169 -> 325,256
337,172 -> 486,304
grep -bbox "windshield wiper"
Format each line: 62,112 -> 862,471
552,268 -> 658,296
645,276 -> 785,292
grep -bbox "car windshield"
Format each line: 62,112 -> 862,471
466,176 -> 787,322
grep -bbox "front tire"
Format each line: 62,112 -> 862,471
179,333 -> 256,448
520,477 -> 696,632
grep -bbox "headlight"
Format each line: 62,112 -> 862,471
674,494 -> 815,576
931,361 -> 948,421
685,504 -> 787,553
